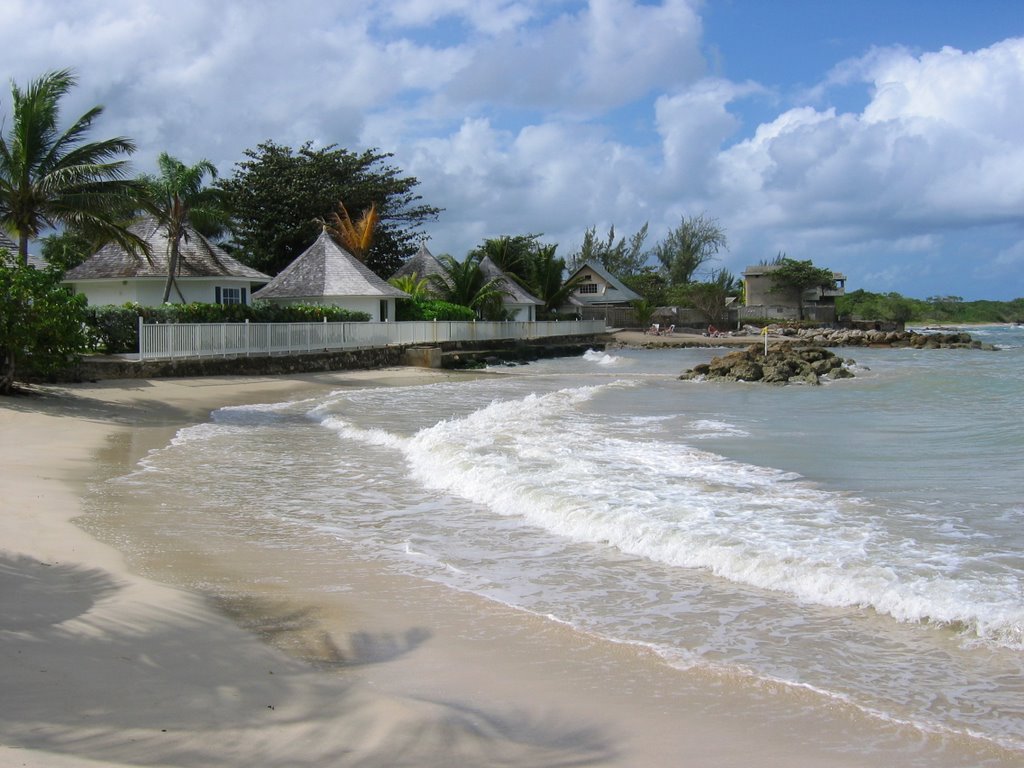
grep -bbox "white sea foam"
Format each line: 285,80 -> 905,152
317,383 -> 1023,649
583,348 -> 621,365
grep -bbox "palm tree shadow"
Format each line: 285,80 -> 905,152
0,553 -> 121,631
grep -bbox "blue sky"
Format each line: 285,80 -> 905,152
2,0 -> 1022,299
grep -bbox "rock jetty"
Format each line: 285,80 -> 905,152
780,327 -> 992,349
679,344 -> 855,385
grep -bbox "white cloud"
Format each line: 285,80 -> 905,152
0,2 -> 1021,297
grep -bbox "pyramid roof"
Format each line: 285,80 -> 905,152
253,229 -> 407,301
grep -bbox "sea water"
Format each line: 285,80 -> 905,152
99,326 -> 1024,756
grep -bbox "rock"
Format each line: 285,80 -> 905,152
679,344 -> 854,385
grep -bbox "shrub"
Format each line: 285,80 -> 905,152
396,299 -> 475,321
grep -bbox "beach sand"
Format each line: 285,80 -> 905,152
1,370 -> 1012,767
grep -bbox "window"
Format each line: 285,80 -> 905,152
578,283 -> 599,294
215,286 -> 245,305
379,299 -> 389,321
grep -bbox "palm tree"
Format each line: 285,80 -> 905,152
527,244 -> 581,316
140,152 -> 224,303
326,200 -> 378,262
0,68 -> 141,266
389,272 -> 431,302
429,253 -> 510,319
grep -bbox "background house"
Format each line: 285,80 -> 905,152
741,265 -> 846,322
253,229 -> 407,321
561,260 -> 641,324
391,241 -> 446,285
478,255 -> 543,321
63,215 -> 269,306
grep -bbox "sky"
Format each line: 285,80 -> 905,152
2,0 -> 1023,300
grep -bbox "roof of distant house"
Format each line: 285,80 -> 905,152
64,216 -> 270,281
566,260 -> 641,304
253,229 -> 407,300
391,241 -> 447,281
478,255 -> 544,305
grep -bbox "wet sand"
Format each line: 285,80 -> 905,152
1,369 -> 1015,767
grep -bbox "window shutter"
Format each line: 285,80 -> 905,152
215,286 -> 222,304
241,287 -> 247,305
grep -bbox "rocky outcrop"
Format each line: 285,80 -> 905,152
781,327 -> 993,349
679,344 -> 855,385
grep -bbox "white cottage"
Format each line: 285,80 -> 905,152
477,255 -> 544,321
63,216 -> 270,306
253,230 -> 408,322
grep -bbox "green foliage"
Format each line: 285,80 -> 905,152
622,268 -> 669,306
768,258 -> 836,320
567,224 -> 649,277
0,253 -> 90,392
41,228 -> 96,272
84,302 -> 371,353
837,290 -> 1024,324
670,268 -> 738,323
630,299 -> 654,327
469,235 -> 543,284
429,253 -> 511,320
389,273 -> 431,302
654,213 -> 727,286
218,141 -> 441,279
395,299 -> 476,322
0,68 -> 144,265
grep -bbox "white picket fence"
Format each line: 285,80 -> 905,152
137,318 -> 608,361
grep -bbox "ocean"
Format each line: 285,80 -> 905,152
90,325 -> 1023,760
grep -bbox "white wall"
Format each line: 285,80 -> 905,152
67,278 -> 260,307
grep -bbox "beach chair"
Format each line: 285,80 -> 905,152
659,324 -> 675,336
645,323 -> 660,335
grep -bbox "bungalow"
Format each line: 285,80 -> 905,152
63,215 -> 270,306
560,260 -> 641,320
391,241 -> 447,285
477,255 -> 544,322
741,265 -> 847,322
391,244 -> 544,321
253,229 -> 408,322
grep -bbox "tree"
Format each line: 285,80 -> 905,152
140,152 -> 226,303
218,141 -> 441,279
523,243 -> 581,317
769,258 -> 836,320
0,251 -> 89,394
469,234 -> 542,284
567,224 -> 649,277
429,253 -> 510,320
622,267 -> 669,306
326,200 -> 378,262
389,272 -> 431,302
0,68 -> 142,266
654,214 -> 727,286
680,268 -> 738,325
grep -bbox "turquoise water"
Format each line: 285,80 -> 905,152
104,325 -> 1024,757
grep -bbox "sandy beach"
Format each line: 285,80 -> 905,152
1,368 -> 1014,767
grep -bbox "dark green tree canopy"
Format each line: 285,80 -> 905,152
769,257 -> 837,319
1,250 -> 89,394
567,223 -> 649,278
654,213 -> 727,286
218,141 -> 441,279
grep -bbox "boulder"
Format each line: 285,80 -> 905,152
680,344 -> 854,385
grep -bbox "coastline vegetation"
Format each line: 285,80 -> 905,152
838,290 -> 1024,325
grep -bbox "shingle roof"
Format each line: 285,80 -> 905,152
391,242 -> 446,281
64,216 -> 270,281
566,260 -> 641,305
0,230 -> 16,254
479,255 -> 543,306
253,229 -> 408,301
